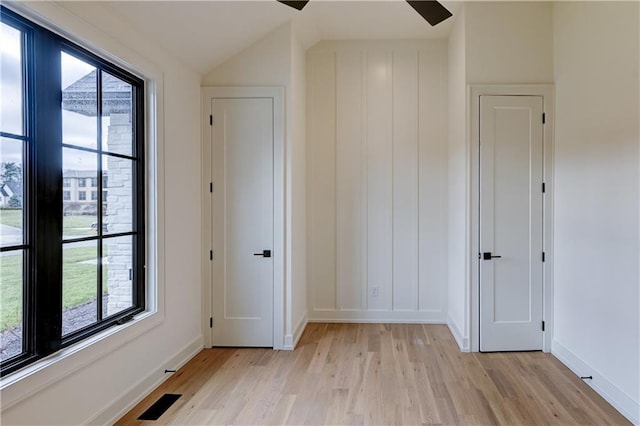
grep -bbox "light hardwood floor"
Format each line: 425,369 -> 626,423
116,323 -> 630,425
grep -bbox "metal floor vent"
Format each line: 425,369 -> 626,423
137,394 -> 182,421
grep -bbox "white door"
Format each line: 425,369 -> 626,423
211,97 -> 274,347
479,95 -> 544,352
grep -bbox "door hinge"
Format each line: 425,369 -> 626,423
542,182 -> 546,193
542,113 -> 546,124
210,115 -> 213,126
542,321 -> 545,331
542,252 -> 546,262
209,317 -> 213,328
209,250 -> 213,260
209,182 -> 213,193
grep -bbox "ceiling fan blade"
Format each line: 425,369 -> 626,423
277,0 -> 310,11
406,1 -> 452,26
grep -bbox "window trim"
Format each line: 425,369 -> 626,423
0,0 -> 165,408
0,4 -> 156,381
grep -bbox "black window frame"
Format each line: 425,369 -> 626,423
1,7 -> 146,377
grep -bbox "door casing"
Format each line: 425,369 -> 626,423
470,85 -> 555,353
201,87 -> 285,350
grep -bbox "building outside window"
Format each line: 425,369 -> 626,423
0,6 -> 146,376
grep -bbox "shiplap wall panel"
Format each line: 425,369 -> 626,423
418,44 -> 448,312
307,50 -> 337,311
307,41 -> 448,322
336,51 -> 365,310
392,50 -> 420,311
365,51 -> 394,311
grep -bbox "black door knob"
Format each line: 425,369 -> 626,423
253,250 -> 272,258
482,252 -> 502,260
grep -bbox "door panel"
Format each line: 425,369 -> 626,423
211,97 -> 274,347
480,95 -> 544,351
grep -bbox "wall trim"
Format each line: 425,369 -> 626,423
284,312 -> 308,350
87,336 -> 203,425
308,310 -> 445,323
552,340 -> 639,425
468,84 -> 555,353
447,313 -> 470,352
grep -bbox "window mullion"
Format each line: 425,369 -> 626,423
96,69 -> 103,321
32,30 -> 63,356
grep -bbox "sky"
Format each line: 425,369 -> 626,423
1,21 -> 117,174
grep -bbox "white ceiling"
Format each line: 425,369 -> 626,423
106,0 -> 461,75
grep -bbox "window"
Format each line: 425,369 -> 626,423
0,7 -> 145,376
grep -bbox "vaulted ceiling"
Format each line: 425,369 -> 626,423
105,0 -> 461,74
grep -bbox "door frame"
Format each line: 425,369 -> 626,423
201,86 -> 285,349
469,85 -> 554,353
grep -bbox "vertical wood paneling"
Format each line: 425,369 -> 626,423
336,51 -> 364,310
392,50 -> 420,311
307,41 -> 449,321
307,50 -> 337,310
418,44 -> 449,311
365,51 -> 393,311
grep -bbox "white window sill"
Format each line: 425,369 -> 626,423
0,309 -> 162,411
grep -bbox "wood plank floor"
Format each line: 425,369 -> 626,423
116,323 -> 630,425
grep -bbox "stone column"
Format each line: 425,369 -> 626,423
105,113 -> 133,316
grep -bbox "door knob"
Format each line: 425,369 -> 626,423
253,250 -> 272,258
482,252 -> 502,260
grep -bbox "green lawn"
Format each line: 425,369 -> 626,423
0,246 -> 107,331
0,209 -> 23,228
0,209 -> 96,237
63,215 -> 96,237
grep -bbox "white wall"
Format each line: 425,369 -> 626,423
1,2 -> 203,425
465,1 -> 554,84
552,2 -> 640,422
202,22 -> 308,348
306,40 -> 448,322
290,28 -> 308,344
447,7 -> 468,349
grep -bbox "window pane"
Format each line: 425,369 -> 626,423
0,22 -> 23,136
0,137 -> 24,248
0,250 -> 23,361
63,148 -> 97,239
103,156 -> 133,234
104,235 -> 133,317
61,52 -> 97,149
102,72 -> 133,156
62,241 -> 98,335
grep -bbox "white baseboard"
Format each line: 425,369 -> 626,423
552,339 -> 639,425
88,336 -> 203,425
446,314 -> 470,352
308,309 -> 445,323
284,312 -> 308,350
